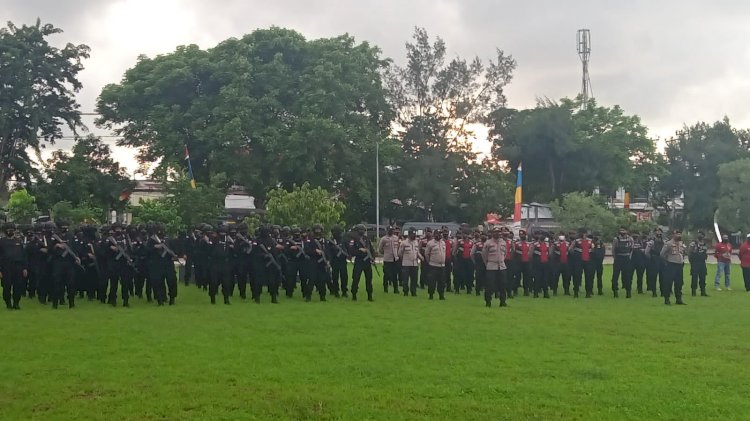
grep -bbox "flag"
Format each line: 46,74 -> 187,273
623,192 -> 631,209
184,145 -> 196,189
513,162 -> 522,223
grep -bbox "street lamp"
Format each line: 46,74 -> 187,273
375,138 -> 380,240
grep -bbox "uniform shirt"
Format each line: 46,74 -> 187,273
553,240 -> 569,264
660,239 -> 685,264
378,235 -> 400,262
481,238 -> 507,270
613,235 -> 634,257
514,239 -> 530,262
327,237 -> 349,263
348,237 -> 373,263
591,239 -> 605,260
444,238 -> 452,262
573,238 -> 593,262
504,238 -> 514,262
470,241 -> 485,265
398,238 -> 422,267
532,241 -> 550,264
425,239 -> 446,267
688,239 -> 708,263
0,236 -> 27,268
714,242 -> 732,263
739,242 -> 750,268
284,238 -> 306,261
645,237 -> 664,258
455,238 -> 473,260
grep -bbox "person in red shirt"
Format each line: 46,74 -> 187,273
714,234 -> 733,291
552,234 -> 571,295
514,229 -> 532,296
739,234 -> 750,291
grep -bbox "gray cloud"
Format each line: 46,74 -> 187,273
6,0 -> 750,171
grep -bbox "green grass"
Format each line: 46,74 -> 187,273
1,264 -> 749,420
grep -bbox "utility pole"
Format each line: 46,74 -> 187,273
577,29 -> 592,109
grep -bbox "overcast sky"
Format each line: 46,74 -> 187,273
6,0 -> 750,175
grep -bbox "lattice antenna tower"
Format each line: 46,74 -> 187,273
577,29 -> 592,109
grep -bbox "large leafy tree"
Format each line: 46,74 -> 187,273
264,182 -> 346,232
661,118 -> 750,228
96,28 -> 393,219
32,135 -> 134,214
0,20 -> 90,196
716,159 -> 750,233
7,189 -> 39,223
384,27 -> 516,221
490,98 -> 660,203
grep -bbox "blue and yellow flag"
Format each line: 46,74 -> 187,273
184,145 -> 196,189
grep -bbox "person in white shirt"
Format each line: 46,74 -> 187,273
481,227 -> 508,308
398,227 -> 423,297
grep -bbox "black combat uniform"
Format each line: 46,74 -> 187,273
0,224 -> 27,310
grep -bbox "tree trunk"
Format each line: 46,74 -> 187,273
548,159 -> 557,196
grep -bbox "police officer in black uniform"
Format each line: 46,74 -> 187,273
50,220 -> 79,309
328,225 -> 349,298
688,230 -> 709,297
283,226 -> 305,298
0,223 -> 28,310
303,224 -> 331,301
591,232 -> 605,295
349,224 -> 374,302
611,227 -> 635,298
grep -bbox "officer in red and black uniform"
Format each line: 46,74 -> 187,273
454,230 -> 475,294
443,228 -> 454,292
514,229 -> 532,296
552,234 -> 571,295
571,229 -> 594,298
531,231 -> 551,298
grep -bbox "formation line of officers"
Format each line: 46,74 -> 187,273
0,220 -> 716,310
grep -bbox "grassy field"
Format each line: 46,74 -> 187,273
1,264 -> 749,420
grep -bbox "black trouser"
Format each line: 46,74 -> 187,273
419,261 -> 428,288
383,261 -> 399,292
690,261 -> 707,292
26,263 -> 39,298
456,258 -> 474,293
611,255 -> 634,292
195,259 -> 209,288
235,259 -> 250,298
209,260 -> 232,299
1,262 -> 25,306
184,255 -> 194,285
475,260 -> 487,294
646,257 -> 662,294
444,260 -> 453,291
304,260 -> 328,299
742,267 -> 750,291
283,259 -> 303,296
52,259 -> 76,305
663,262 -> 684,299
593,257 -> 604,292
252,263 -> 280,299
401,266 -> 418,295
351,261 -> 373,296
107,261 -> 133,303
555,261 -> 571,292
134,263 -> 150,300
79,265 -> 98,300
484,269 -> 507,305
149,263 -> 177,304
331,259 -> 348,294
517,261 -> 532,292
632,257 -> 646,292
532,261 -> 550,294
573,259 -> 595,294
427,265 -> 446,298
38,263 -> 53,303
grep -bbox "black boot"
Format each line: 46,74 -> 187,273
533,292 -> 539,298
613,290 -> 619,298
664,296 -> 671,305
123,299 -> 129,307
676,297 -> 686,305
552,289 -> 557,296
701,289 -> 709,297
68,297 -> 75,309
626,290 -> 632,299
342,291 -> 349,298
652,290 -> 657,298
169,297 -> 175,305
543,291 -> 550,299
4,300 -> 11,310
351,293 -> 357,301
429,294 -> 434,300
320,295 -> 327,302
403,290 -> 408,297
485,301 -> 491,308
12,300 -> 20,310
253,296 -> 261,304
585,292 -> 592,298
224,296 -> 230,305
597,289 -> 603,296
438,294 -> 445,300
271,295 -> 278,304
573,291 -> 579,298
691,289 -> 697,297
564,288 -> 570,296
500,300 -> 508,307
52,300 -> 58,309
210,296 -> 216,304
367,293 -> 374,302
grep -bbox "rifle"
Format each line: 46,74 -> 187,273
359,237 -> 381,276
108,236 -> 135,267
52,233 -> 83,268
313,238 -> 332,271
236,233 -> 253,254
152,234 -> 184,266
330,238 -> 349,260
259,242 -> 285,281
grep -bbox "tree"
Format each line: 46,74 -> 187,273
384,28 -> 516,221
0,20 -> 90,196
96,28 -> 393,217
50,200 -> 103,225
661,118 -> 750,228
550,192 -> 618,238
129,199 -> 184,235
163,172 -> 226,228
265,183 -> 345,232
7,189 -> 38,223
716,159 -> 750,233
490,98 -> 661,203
31,135 -> 134,214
